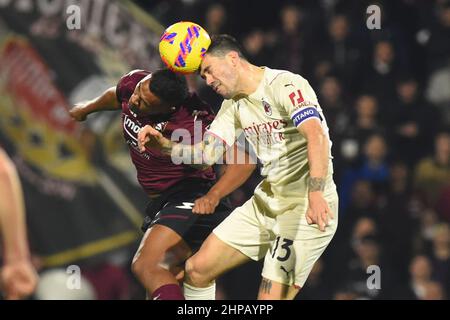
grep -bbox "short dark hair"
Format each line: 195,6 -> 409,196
149,69 -> 189,106
206,34 -> 247,60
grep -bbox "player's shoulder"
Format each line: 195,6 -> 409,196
217,98 -> 237,115
265,67 -> 307,87
218,96 -> 236,108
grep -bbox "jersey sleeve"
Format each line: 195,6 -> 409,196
206,100 -> 240,147
276,73 -> 323,127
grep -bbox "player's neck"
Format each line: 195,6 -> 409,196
236,62 -> 265,96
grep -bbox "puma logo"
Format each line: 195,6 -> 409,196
280,266 -> 294,278
175,202 -> 195,210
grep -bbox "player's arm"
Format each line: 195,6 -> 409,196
193,143 -> 256,214
282,74 -> 334,232
137,125 -> 227,170
0,149 -> 38,299
138,100 -> 238,169
297,119 -> 334,232
69,86 -> 120,121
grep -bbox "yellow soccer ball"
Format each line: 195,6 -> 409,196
159,21 -> 211,73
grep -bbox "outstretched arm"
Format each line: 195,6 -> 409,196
0,149 -> 38,300
69,86 -> 120,121
137,125 -> 227,170
193,144 -> 256,214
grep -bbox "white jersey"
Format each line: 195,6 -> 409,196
208,67 -> 337,214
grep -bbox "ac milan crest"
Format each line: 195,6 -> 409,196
263,100 -> 272,116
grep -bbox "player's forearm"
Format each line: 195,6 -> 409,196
306,129 -> 329,193
208,163 -> 256,199
154,134 -> 226,170
81,87 -> 120,115
0,153 -> 30,262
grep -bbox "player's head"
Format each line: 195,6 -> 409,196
200,34 -> 247,99
129,69 -> 188,116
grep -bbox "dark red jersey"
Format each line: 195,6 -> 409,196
116,70 -> 216,195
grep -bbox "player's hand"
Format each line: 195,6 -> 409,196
137,125 -> 163,152
193,191 -> 220,215
306,191 -> 334,232
69,103 -> 89,121
0,260 -> 38,300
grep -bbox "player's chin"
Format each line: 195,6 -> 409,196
220,91 -> 232,99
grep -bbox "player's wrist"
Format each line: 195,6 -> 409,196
207,189 -> 222,201
4,251 -> 31,264
85,100 -> 100,115
159,137 -> 173,155
308,176 -> 325,193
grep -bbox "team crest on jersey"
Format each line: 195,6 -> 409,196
262,100 -> 272,116
154,121 -> 168,132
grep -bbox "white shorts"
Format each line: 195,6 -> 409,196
213,192 -> 338,287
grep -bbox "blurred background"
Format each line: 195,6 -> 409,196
0,0 -> 449,300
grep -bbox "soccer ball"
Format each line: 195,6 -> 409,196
159,21 -> 211,74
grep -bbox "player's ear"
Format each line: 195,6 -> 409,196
228,51 -> 239,66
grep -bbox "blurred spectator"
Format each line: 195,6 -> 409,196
331,215 -> 380,290
352,217 -> 378,240
419,208 -> 440,245
338,181 -> 380,239
318,15 -> 367,91
336,95 -> 383,169
204,3 -> 229,35
378,160 -> 416,279
340,234 -> 395,299
428,223 -> 450,296
422,281 -> 446,300
319,76 -> 349,136
353,96 -> 382,143
426,62 -> 450,124
242,29 -> 268,67
271,4 -> 310,75
398,254 -> 447,300
397,255 -> 434,299
311,60 -> 333,90
387,76 -> 442,166
414,131 -> 450,209
426,2 -> 450,73
339,133 -> 389,212
363,40 -> 399,102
